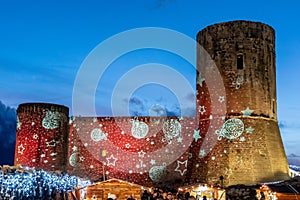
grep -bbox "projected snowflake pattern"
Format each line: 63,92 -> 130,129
215,118 -> 244,140
91,128 -> 107,142
149,164 -> 167,182
131,119 -> 149,139
162,119 -> 181,141
42,111 -> 67,130
69,153 -> 79,167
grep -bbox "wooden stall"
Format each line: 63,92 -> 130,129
178,184 -> 226,200
80,178 -> 149,200
257,177 -> 300,200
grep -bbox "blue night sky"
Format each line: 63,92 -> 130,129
0,0 -> 300,157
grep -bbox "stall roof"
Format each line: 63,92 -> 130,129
266,176 -> 300,194
267,184 -> 300,194
89,178 -> 149,189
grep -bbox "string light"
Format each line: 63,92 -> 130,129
0,165 -> 91,199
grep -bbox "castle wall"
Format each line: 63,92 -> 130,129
15,103 -> 69,172
67,116 -> 197,187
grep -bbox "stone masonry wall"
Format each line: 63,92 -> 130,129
196,20 -> 289,186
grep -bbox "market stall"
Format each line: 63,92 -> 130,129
258,183 -> 300,200
79,178 -> 149,200
178,184 -> 226,200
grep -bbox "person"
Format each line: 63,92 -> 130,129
202,196 -> 207,200
260,192 -> 265,200
184,192 -> 190,200
166,192 -> 173,200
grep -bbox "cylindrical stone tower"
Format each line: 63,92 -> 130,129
15,103 -> 69,172
193,20 -> 289,186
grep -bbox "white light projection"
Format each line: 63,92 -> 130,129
246,126 -> 255,134
69,152 -> 79,167
241,107 -> 254,117
18,144 -> 25,154
215,118 -> 245,140
174,160 -> 188,176
197,73 -> 205,87
17,116 -> 21,130
131,119 -> 149,139
232,75 -> 244,89
149,164 -> 167,182
162,119 -> 181,143
70,27 -> 227,184
42,110 -> 67,130
106,154 -> 118,166
193,129 -> 201,142
198,105 -> 206,115
91,128 -> 107,142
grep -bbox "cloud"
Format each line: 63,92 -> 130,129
128,95 -> 196,117
0,101 -> 16,165
129,97 -> 146,116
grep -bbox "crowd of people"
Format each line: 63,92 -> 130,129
139,189 -> 213,200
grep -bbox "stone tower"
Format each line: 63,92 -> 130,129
15,103 -> 69,172
192,20 -> 289,186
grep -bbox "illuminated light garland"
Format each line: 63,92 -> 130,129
0,165 -> 91,199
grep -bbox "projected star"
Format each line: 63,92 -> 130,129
79,156 -> 85,162
193,129 -> 201,142
241,107 -> 254,116
199,149 -> 206,157
218,96 -> 225,103
125,143 -> 131,148
175,160 -> 188,176
72,146 -> 77,151
106,154 -> 118,166
246,126 -> 255,134
18,144 -> 25,154
177,137 -> 183,143
138,150 -> 146,158
150,159 -> 156,165
198,105 -> 206,115
197,73 -> 205,87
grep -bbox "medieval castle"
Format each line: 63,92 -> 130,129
14,20 -> 290,187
